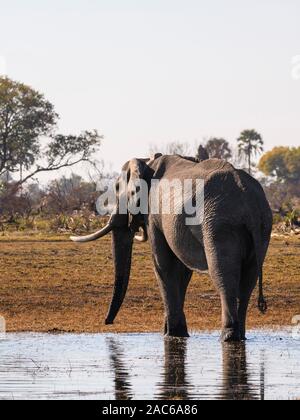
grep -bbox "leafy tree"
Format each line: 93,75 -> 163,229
237,129 -> 264,175
0,77 -> 56,177
284,147 -> 300,181
259,147 -> 300,182
264,180 -> 300,214
204,137 -> 232,160
0,77 -> 102,186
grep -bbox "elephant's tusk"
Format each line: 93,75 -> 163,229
70,221 -> 114,243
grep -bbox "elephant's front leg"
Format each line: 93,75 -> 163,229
150,225 -> 192,338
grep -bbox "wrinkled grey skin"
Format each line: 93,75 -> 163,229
72,155 -> 273,342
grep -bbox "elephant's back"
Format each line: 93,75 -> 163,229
154,154 -> 272,234
202,164 -> 272,232
160,157 -> 235,181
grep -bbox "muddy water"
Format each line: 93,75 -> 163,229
0,331 -> 299,400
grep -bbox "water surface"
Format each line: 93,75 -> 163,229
0,331 -> 299,400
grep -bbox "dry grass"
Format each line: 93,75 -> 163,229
0,233 -> 299,333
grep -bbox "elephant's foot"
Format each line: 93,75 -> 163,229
164,320 -> 190,338
165,330 -> 190,338
221,326 -> 241,343
239,330 -> 247,341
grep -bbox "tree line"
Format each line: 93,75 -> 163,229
1,76 -> 299,231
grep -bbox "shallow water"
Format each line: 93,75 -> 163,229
0,331 -> 299,400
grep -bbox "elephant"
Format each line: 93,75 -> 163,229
71,154 -> 273,342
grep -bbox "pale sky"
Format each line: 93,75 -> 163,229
1,0 -> 300,181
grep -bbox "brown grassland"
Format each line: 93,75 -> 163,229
0,233 -> 299,333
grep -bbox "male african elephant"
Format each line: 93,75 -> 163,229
71,155 -> 273,342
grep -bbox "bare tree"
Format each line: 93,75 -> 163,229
149,141 -> 191,156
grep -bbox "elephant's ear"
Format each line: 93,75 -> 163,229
126,159 -> 150,230
127,154 -> 162,179
128,158 -> 147,180
150,153 -> 163,161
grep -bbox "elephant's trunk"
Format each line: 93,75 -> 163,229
105,227 -> 134,325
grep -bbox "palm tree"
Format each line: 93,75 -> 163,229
237,130 -> 264,175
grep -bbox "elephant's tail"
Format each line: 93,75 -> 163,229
249,226 -> 268,314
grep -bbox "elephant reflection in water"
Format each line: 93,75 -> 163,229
157,338 -> 191,400
106,337 -> 265,400
220,343 -> 264,400
107,337 -> 190,401
157,340 -> 265,400
107,338 -> 133,400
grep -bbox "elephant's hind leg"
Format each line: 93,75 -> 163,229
238,256 -> 258,340
162,267 -> 192,337
150,224 -> 192,338
204,229 -> 242,342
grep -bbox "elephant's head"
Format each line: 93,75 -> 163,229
70,154 -> 162,325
